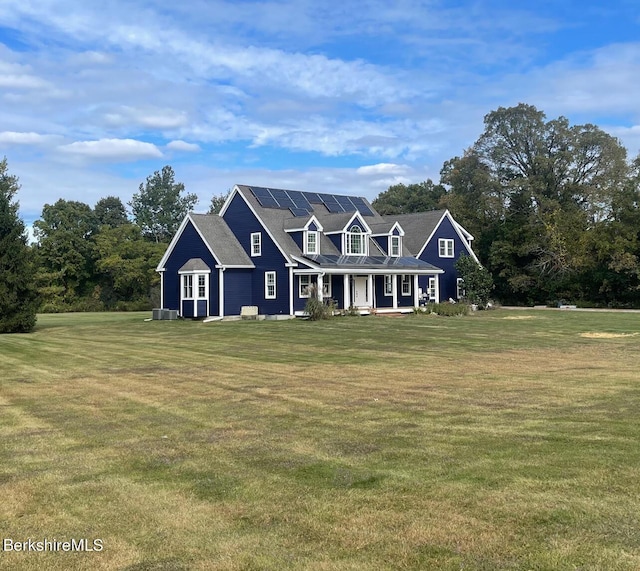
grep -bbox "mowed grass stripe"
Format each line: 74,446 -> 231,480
1,310 -> 639,570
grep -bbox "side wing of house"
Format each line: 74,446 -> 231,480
417,211 -> 478,302
156,213 -> 255,318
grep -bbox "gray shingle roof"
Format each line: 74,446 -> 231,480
382,210 -> 446,255
190,213 -> 255,267
179,258 -> 210,272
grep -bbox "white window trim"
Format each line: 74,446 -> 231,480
299,275 -> 311,298
345,225 -> 367,256
183,274 -> 194,299
265,271 -> 276,299
384,275 -> 393,296
322,275 -> 332,298
305,230 -> 318,255
251,232 -> 262,257
438,238 -> 454,258
457,277 -> 465,299
390,235 -> 401,257
428,277 -> 437,301
197,274 -> 207,299
401,274 -> 411,296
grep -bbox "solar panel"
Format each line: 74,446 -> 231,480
305,192 -> 324,204
325,203 -> 345,213
255,196 -> 279,208
287,191 -> 311,209
289,207 -> 310,217
319,193 -> 338,205
337,195 -> 356,211
269,188 -> 289,202
351,197 -> 374,216
250,186 -> 274,199
276,198 -> 295,209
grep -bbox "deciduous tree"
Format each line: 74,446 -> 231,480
130,165 -> 197,242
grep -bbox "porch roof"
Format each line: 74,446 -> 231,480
294,254 -> 443,274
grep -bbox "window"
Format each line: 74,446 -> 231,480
322,275 -> 332,298
456,278 -> 465,300
305,231 -> 318,255
438,238 -> 454,258
401,275 -> 411,296
299,275 -> 311,298
265,271 -> 276,299
183,275 -> 193,299
198,275 -> 206,299
384,275 -> 393,296
346,225 -> 366,255
428,277 -> 437,301
390,235 -> 400,257
251,232 -> 262,256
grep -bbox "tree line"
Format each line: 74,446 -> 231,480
3,103 -> 640,332
373,104 -> 640,307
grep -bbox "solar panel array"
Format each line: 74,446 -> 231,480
248,186 -> 374,217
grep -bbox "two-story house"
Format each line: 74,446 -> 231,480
156,185 -> 479,317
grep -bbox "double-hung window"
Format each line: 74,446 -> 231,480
305,231 -> 318,255
390,236 -> 400,257
251,232 -> 262,256
265,271 -> 276,299
299,275 -> 311,298
428,277 -> 437,301
456,278 -> 465,300
438,238 -> 454,258
384,275 -> 393,296
346,226 -> 366,255
183,275 -> 193,299
322,275 -> 331,298
401,275 -> 411,296
198,275 -> 207,299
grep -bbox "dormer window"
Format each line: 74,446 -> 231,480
305,230 -> 318,255
346,225 -> 366,255
390,235 -> 401,257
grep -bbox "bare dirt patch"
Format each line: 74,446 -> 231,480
580,332 -> 638,339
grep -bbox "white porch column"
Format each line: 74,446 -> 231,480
218,268 -> 225,317
392,274 -> 398,309
317,273 -> 324,302
289,267 -> 294,315
367,275 -> 374,308
413,274 -> 419,308
343,274 -> 350,309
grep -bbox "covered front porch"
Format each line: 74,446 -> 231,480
291,254 -> 443,315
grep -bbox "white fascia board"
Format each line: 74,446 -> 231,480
178,269 -> 212,275
218,185 -> 240,217
416,211 -> 447,259
284,215 -> 324,233
223,186 -> 293,265
390,221 -> 405,236
342,211 -> 372,234
416,210 -> 480,264
214,264 -> 255,269
156,213 -> 224,270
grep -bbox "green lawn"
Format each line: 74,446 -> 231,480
1,310 -> 639,570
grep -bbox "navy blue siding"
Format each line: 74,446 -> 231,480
392,226 -> 401,236
418,215 -> 472,302
308,221 -> 318,232
162,220 -> 219,316
224,269 -> 252,315
328,234 -> 341,252
223,193 -> 290,314
374,276 -> 393,308
330,275 -> 344,308
372,236 -> 388,254
290,231 -> 303,250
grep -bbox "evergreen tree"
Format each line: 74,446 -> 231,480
0,157 -> 38,333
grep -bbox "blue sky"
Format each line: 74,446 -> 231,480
1,0 -> 639,228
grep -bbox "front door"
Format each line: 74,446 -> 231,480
353,276 -> 370,307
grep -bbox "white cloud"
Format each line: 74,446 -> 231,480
0,131 -> 57,145
166,140 -> 201,152
104,106 -> 189,130
357,163 -> 410,176
59,139 -> 163,161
